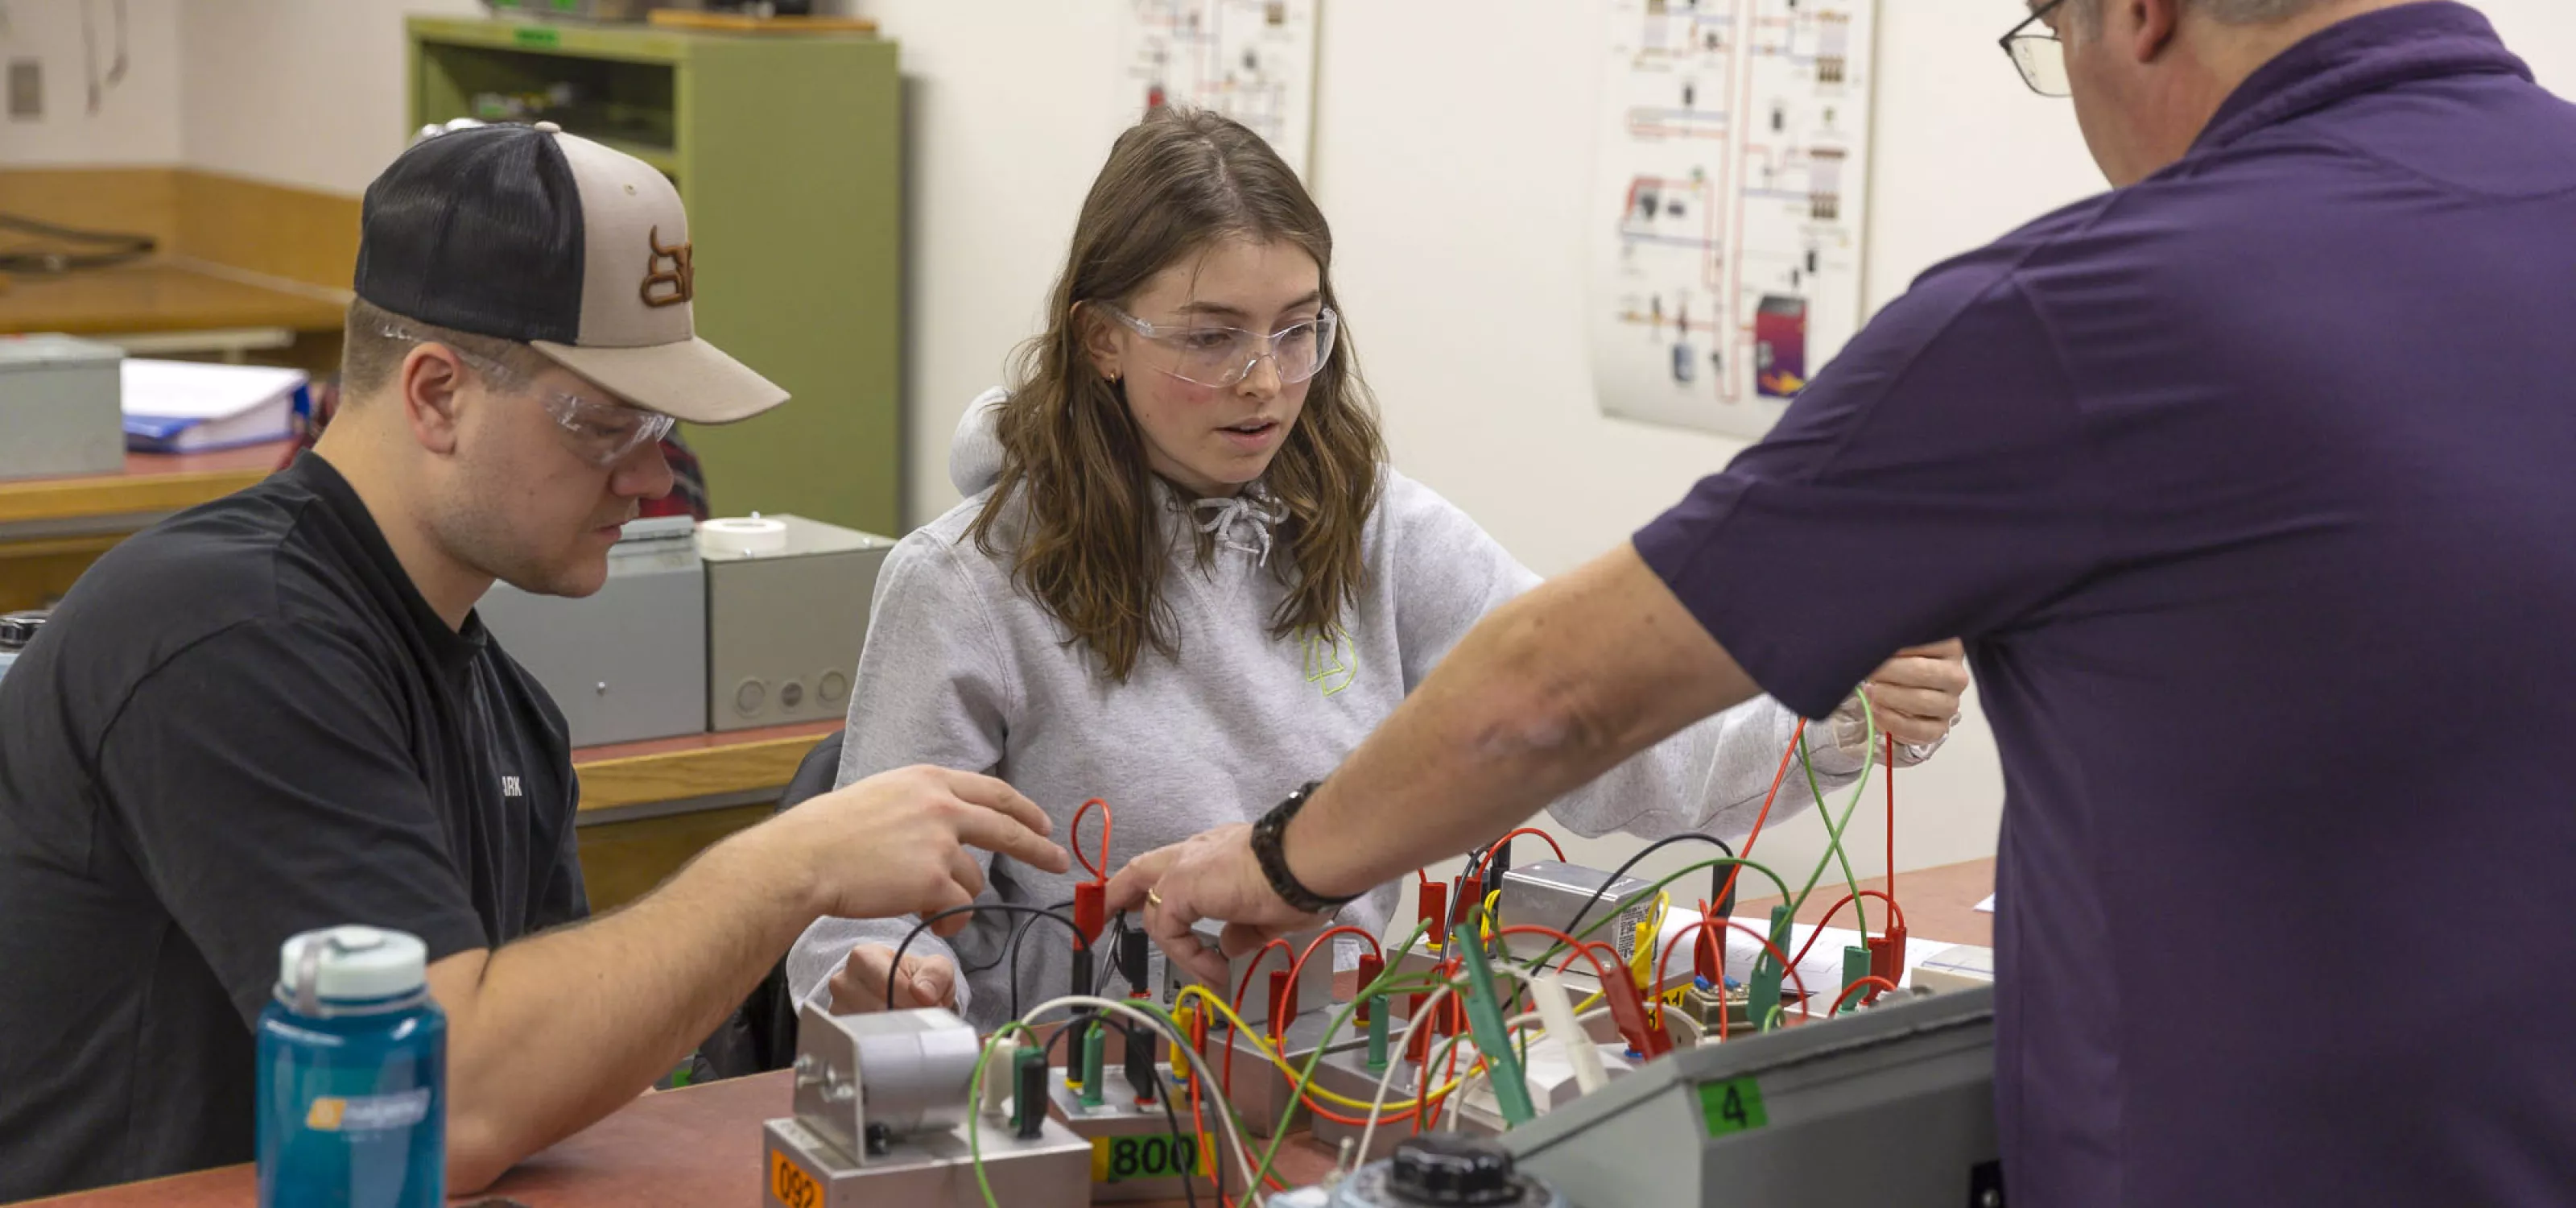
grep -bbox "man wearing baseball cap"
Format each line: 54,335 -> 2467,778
0,124 -> 1064,1198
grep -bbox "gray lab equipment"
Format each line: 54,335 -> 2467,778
1046,1065 -> 1214,1202
1502,984 -> 2001,1208
702,515 -> 893,731
762,1003 -> 1090,1208
0,334 -> 124,481
473,515 -> 707,747
1497,861 -> 1658,964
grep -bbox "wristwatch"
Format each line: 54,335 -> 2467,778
1250,781 -> 1359,914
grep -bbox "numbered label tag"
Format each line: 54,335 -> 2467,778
1699,1077 -> 1769,1138
1091,1131 -> 1211,1184
770,1147 -> 822,1208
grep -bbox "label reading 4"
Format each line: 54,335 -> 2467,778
770,1148 -> 821,1208
1699,1077 -> 1769,1137
1091,1133 -> 1209,1183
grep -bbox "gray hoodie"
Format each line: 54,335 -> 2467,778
786,390 -> 1885,1027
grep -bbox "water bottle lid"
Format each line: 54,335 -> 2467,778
0,610 -> 47,652
276,925 -> 427,1009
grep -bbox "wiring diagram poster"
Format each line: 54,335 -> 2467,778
1115,0 -> 1321,178
1589,0 -> 1879,438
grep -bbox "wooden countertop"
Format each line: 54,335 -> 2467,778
1735,855 -> 1996,949
0,443 -> 290,527
0,262 -> 345,337
31,1068 -> 1335,1207
572,720 -> 840,813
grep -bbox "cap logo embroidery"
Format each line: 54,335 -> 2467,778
641,225 -> 694,308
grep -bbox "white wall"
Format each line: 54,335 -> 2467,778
177,0 -> 481,193
0,0 -> 183,165
861,0 -> 2576,900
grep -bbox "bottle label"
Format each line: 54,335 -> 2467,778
303,1088 -> 432,1133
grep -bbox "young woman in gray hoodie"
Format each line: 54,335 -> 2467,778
786,109 -> 1968,1029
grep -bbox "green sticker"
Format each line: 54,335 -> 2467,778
513,25 -> 561,46
1699,1078 -> 1768,1137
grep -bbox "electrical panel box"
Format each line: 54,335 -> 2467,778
1503,985 -> 2000,1208
473,515 -> 708,747
0,334 -> 125,481
1497,861 -> 1658,964
701,515 -> 894,731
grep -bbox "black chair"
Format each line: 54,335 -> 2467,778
687,730 -> 844,1082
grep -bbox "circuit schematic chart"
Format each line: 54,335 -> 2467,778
1589,0 -> 1879,438
1115,0 -> 1321,177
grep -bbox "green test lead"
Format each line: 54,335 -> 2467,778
1842,945 -> 1873,1013
1450,922 -> 1537,1127
1748,904 -> 1791,1030
1365,994 -> 1389,1070
1079,1023 -> 1107,1109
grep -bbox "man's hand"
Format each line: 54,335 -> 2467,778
828,944 -> 959,1013
1857,640 -> 1970,747
1105,824 -> 1327,987
758,765 -> 1070,935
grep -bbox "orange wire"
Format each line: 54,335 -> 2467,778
1484,826 -> 1568,865
1781,890 -> 1909,971
1492,925 -> 1620,986
1826,974 -> 1904,1016
1280,926 -> 1385,1043
1071,797 -> 1112,883
1885,732 -> 1897,914
1716,718 -> 1806,913
1654,916 -> 1811,1041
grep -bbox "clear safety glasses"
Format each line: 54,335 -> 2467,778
1097,304 -> 1341,389
382,326 -> 675,468
2001,0 -> 2072,98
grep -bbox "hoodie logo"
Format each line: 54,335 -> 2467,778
1303,632 -> 1357,697
501,776 -> 523,799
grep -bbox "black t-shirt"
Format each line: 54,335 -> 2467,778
0,453 -> 587,1199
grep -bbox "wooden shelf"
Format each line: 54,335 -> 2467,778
572,719 -> 838,813
408,14 -> 696,64
0,262 -> 345,338
0,443 -> 290,527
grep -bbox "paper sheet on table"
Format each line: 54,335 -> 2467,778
1974,894 -> 1996,913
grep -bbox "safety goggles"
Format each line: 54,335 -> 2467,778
1096,304 -> 1340,389
382,326 -> 676,468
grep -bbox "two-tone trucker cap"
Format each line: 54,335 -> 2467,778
354,120 -> 786,424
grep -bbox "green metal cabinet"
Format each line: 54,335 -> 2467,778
407,15 -> 902,532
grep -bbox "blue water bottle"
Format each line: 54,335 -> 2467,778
257,925 -> 447,1208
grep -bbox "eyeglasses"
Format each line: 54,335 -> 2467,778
1096,304 -> 1340,389
381,326 -> 675,468
2001,0 -> 2072,97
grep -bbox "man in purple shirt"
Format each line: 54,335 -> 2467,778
1113,1 -> 2576,1202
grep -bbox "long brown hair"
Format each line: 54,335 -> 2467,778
969,108 -> 1387,681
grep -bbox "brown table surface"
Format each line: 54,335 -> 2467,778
0,262 -> 345,337
570,720 -> 841,813
1735,854 -> 1996,950
31,865 -> 1996,1206
0,442 -> 293,527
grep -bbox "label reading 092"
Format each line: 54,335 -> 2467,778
1091,1132 -> 1209,1183
769,1148 -> 821,1208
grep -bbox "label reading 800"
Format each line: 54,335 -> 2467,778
1091,1132 -> 1210,1183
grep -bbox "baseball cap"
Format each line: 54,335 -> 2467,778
353,121 -> 786,424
